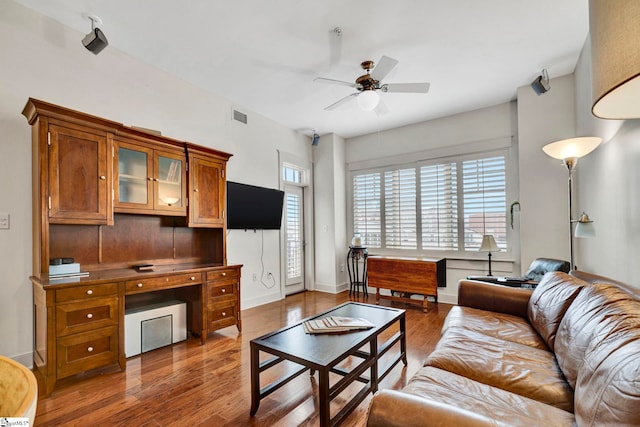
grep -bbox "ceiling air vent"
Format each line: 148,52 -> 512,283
233,109 -> 248,124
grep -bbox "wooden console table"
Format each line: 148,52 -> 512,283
367,256 -> 446,312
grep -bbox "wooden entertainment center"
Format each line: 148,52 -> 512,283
23,99 -> 241,395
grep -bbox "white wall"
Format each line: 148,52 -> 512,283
516,74 -> 578,269
574,38 -> 640,287
313,133 -> 348,292
0,1 -> 311,363
344,103 -> 518,303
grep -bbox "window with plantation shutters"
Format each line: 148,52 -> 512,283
353,173 -> 382,248
462,156 -> 507,250
384,168 -> 417,249
421,162 -> 458,250
351,151 -> 508,254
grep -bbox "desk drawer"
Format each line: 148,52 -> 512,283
208,303 -> 237,331
57,326 -> 119,379
56,297 -> 119,336
56,283 -> 119,303
125,273 -> 202,294
206,268 -> 238,283
208,282 -> 236,300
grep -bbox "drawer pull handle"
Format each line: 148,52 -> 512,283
221,289 -> 226,293
137,283 -> 143,288
221,312 -> 226,317
86,289 -> 93,295
87,346 -> 94,352
190,276 -> 196,281
221,272 -> 227,277
99,175 -> 106,180
86,313 -> 93,319
194,188 -> 199,192
148,177 -> 153,181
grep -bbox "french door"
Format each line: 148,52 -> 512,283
284,185 -> 305,295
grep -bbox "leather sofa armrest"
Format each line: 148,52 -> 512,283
367,390 -> 497,427
458,280 -> 532,318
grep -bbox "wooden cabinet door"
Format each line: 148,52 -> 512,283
188,155 -> 225,227
48,123 -> 113,225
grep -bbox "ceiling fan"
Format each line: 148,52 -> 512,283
314,55 -> 430,111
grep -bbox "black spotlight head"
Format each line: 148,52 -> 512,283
82,28 -> 109,55
531,75 -> 550,95
311,133 -> 320,146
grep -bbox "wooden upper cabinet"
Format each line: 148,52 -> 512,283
114,138 -> 186,216
188,153 -> 225,227
47,123 -> 113,225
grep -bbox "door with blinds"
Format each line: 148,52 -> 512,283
284,185 -> 304,294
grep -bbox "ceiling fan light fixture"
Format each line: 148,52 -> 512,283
357,90 -> 380,111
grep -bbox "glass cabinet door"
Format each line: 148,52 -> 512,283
156,154 -> 183,208
118,146 -> 151,205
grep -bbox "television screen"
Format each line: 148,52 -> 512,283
226,181 -> 285,230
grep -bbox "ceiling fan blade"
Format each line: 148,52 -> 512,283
381,82 -> 430,93
314,77 -> 356,88
324,93 -> 358,110
370,56 -> 399,81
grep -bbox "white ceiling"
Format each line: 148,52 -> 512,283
14,0 -> 590,139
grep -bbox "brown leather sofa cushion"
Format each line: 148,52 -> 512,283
554,283 -> 637,389
399,366 -> 576,427
527,272 -> 585,351
443,306 -> 548,350
424,327 -> 574,411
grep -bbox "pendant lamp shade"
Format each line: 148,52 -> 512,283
590,0 -> 640,119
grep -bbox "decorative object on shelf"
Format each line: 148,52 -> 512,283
479,234 -> 499,276
542,136 -> 602,270
351,232 -> 363,247
347,246 -> 368,297
589,0 -> 640,119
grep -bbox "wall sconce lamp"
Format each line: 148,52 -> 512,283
479,234 -> 499,276
590,0 -> 640,119
542,136 -> 602,269
531,69 -> 550,95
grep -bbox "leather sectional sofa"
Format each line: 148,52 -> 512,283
366,270 -> 640,426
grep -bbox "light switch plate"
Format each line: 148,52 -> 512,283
0,213 -> 9,229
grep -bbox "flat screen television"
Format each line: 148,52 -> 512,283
226,181 -> 285,230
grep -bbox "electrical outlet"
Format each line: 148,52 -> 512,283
340,264 -> 345,272
0,213 -> 9,230
252,273 -> 257,281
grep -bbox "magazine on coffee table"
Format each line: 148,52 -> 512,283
303,316 -> 375,334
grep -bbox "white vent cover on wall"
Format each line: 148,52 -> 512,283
233,109 -> 248,124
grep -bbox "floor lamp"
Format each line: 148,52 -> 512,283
542,137 -> 601,270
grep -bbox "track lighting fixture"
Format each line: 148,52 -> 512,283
531,69 -> 550,95
82,14 -> 108,55
311,132 -> 320,146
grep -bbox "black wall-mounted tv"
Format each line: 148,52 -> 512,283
226,181 -> 285,230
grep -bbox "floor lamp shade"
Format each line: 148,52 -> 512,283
590,0 -> 640,119
542,137 -> 602,161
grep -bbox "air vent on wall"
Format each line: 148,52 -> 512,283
233,109 -> 248,124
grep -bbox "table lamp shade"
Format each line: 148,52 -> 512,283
479,235 -> 499,252
590,0 -> 640,119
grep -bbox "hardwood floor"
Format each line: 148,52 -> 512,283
35,291 -> 451,426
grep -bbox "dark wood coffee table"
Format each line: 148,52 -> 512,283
250,302 -> 406,426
